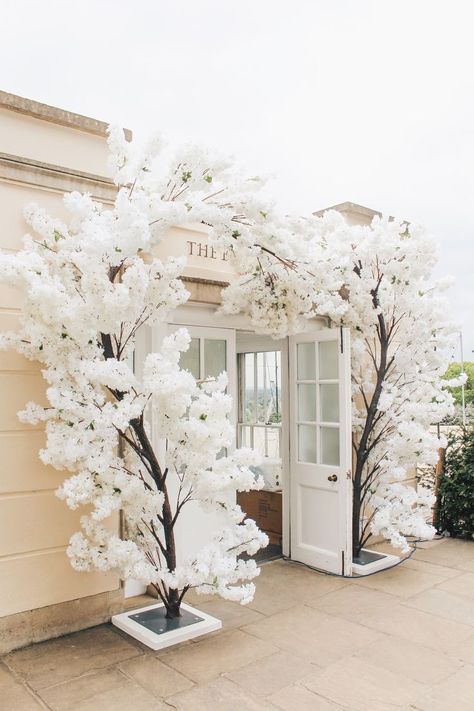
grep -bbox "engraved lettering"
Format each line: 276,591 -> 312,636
197,243 -> 208,258
187,240 -> 227,262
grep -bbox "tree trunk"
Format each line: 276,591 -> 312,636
128,414 -> 182,616
352,480 -> 363,558
101,307 -> 184,617
165,588 -> 182,618
432,446 -> 445,531
350,270 -> 390,559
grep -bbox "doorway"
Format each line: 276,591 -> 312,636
165,311 -> 353,574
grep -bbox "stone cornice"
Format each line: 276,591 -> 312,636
0,91 -> 132,141
0,152 -> 117,202
181,276 -> 228,304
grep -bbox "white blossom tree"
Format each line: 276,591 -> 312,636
0,128 -> 308,617
217,211 -> 456,555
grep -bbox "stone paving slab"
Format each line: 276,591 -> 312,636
352,633 -> 462,685
402,555 -> 465,579
1,537 -> 474,710
242,604 -> 382,667
224,650 -> 317,697
3,626 -> 141,691
167,676 -> 275,710
404,587 -> 474,625
268,683 -> 344,710
306,582 -> 399,623
117,655 -> 194,698
159,628 -> 278,683
0,662 -> 44,710
38,668 -> 170,711
436,570 -> 474,597
300,655 -> 426,711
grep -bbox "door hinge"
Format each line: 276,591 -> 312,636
341,550 -> 345,575
340,325 -> 344,353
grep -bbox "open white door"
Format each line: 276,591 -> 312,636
289,327 -> 352,574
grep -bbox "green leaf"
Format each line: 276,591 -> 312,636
439,427 -> 474,539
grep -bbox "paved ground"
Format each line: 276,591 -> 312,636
1,537 -> 474,710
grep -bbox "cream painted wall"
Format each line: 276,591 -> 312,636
0,107 -> 112,177
0,100 -> 119,620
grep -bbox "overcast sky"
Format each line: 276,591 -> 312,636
2,1 -> 473,359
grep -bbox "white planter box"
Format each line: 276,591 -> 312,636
352,548 -> 400,575
112,602 -> 222,651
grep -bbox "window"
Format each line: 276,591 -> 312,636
238,351 -> 282,459
179,333 -> 229,458
296,340 -> 340,466
180,337 -> 226,380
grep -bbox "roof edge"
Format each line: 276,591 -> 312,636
0,90 -> 132,141
313,201 -> 382,218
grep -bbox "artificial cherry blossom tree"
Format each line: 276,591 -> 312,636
328,216 -> 455,554
217,211 -> 456,555
0,128 -> 303,617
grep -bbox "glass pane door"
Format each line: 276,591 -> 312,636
289,327 -> 352,574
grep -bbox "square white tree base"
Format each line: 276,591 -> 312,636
352,548 -> 400,575
112,601 -> 222,651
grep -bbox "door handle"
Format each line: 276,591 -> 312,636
327,474 -> 338,482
